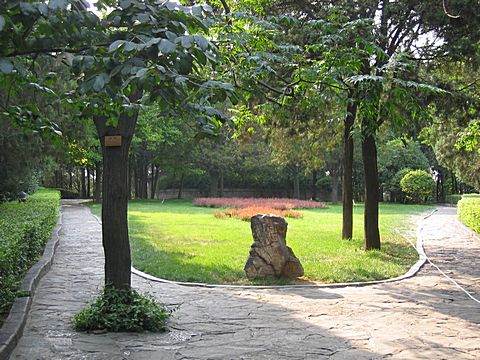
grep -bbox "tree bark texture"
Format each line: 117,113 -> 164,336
94,161 -> 102,203
137,158 -> 148,199
177,172 -> 185,199
133,164 -> 139,199
87,168 -> 91,198
94,101 -> 139,289
151,164 -> 160,199
361,131 -> 381,250
80,168 -> 87,199
342,96 -> 357,239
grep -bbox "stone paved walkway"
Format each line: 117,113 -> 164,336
10,202 -> 480,359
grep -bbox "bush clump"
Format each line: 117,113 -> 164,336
73,285 -> 171,332
0,188 -> 59,316
457,196 -> 480,234
56,188 -> 79,199
400,169 -> 435,204
445,194 -> 462,204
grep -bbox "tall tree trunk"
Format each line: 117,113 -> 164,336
149,164 -> 155,199
151,164 -> 160,199
362,131 -> 380,250
94,99 -> 139,289
342,95 -> 357,239
80,168 -> 87,199
138,159 -> 144,198
133,162 -> 139,199
94,161 -> 102,203
177,172 -> 185,199
311,170 -> 317,200
141,161 -> 148,199
87,168 -> 91,198
293,167 -> 300,199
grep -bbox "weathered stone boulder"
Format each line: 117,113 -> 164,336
244,214 -> 304,280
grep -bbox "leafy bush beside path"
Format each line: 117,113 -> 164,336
457,195 -> 480,234
0,188 -> 59,316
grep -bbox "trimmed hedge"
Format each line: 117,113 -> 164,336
462,193 -> 480,198
457,196 -> 480,234
445,194 -> 462,204
56,188 -> 79,199
0,188 -> 59,316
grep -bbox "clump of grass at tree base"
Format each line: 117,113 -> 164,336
0,188 -> 59,318
90,200 -> 432,285
73,285 -> 171,332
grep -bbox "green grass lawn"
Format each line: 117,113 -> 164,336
89,200 -> 432,285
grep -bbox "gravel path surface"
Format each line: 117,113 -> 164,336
10,202 -> 480,359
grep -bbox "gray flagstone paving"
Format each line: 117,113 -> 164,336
9,202 -> 480,359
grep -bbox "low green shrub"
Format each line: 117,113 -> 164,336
56,188 -> 79,199
400,169 -> 435,204
445,194 -> 462,204
0,188 -> 59,316
457,197 -> 480,234
462,193 -> 480,198
73,285 -> 171,332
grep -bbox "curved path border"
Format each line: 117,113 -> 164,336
122,210 -> 437,289
9,203 -> 480,360
0,214 -> 63,360
0,201 -> 434,359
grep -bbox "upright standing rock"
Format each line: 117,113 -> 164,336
244,214 -> 304,280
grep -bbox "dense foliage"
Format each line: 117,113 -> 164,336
457,195 -> 480,234
400,170 -> 436,204
0,188 -> 59,316
73,285 -> 170,332
378,139 -> 430,202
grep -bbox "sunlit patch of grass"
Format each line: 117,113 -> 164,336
89,200 -> 432,285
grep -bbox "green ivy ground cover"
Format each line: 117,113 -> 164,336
0,188 -> 59,317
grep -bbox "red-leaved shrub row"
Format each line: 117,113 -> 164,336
194,197 -> 325,210
214,206 -> 303,221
